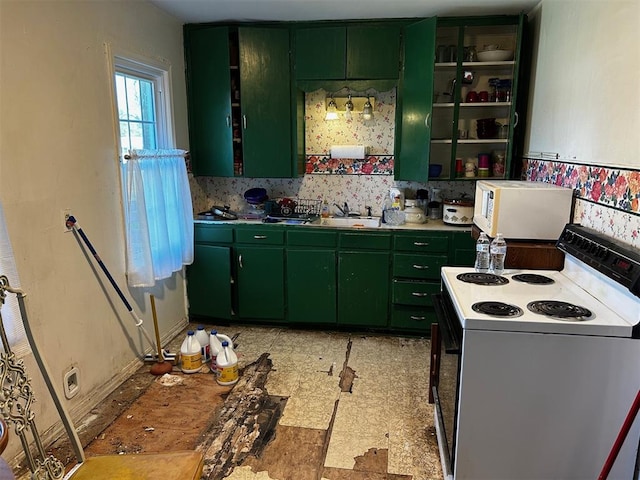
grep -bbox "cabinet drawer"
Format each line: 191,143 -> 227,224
393,253 -> 447,279
235,228 -> 285,245
393,234 -> 449,253
339,232 -> 392,250
194,225 -> 234,244
287,229 -> 337,247
389,305 -> 436,331
392,280 -> 440,307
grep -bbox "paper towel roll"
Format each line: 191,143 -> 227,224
330,145 -> 368,159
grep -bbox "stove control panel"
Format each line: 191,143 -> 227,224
557,224 -> 640,297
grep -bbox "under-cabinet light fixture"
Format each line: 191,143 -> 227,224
324,95 -> 375,121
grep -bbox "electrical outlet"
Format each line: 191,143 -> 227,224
63,366 -> 80,399
62,209 -> 72,233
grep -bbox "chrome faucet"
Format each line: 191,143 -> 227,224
333,202 -> 349,217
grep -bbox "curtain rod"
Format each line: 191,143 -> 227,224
123,151 -> 190,160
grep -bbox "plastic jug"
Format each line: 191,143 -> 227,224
180,330 -> 202,374
209,330 -> 234,374
216,340 -> 238,386
195,325 -> 210,362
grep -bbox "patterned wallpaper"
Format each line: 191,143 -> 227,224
524,158 -> 640,248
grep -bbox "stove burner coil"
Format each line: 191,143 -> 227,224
512,274 -> 555,285
456,273 -> 509,285
527,300 -> 593,320
472,301 -> 524,317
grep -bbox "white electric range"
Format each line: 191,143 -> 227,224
430,224 -> 640,480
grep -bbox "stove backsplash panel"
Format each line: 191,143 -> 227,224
524,158 -> 640,248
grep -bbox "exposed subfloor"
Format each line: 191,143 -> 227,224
38,324 -> 443,480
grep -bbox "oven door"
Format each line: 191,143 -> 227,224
431,288 -> 462,478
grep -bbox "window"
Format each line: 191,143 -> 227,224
112,54 -> 174,155
109,49 -> 192,287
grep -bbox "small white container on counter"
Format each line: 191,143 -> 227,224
404,200 -> 427,224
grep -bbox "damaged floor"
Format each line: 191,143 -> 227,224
49,325 -> 443,480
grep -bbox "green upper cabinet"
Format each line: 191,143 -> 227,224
294,23 -> 402,80
395,14 -> 527,182
395,17 -> 437,182
185,26 -> 234,177
184,25 -> 293,178
238,27 -> 292,178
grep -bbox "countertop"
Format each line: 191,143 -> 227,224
194,216 -> 472,232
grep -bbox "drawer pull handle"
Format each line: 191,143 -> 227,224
413,242 -> 430,246
253,235 -> 267,239
412,264 -> 429,270
410,315 -> 427,321
411,292 -> 429,297
239,254 -> 243,269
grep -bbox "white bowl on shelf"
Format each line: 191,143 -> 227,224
477,49 -> 513,62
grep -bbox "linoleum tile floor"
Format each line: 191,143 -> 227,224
195,324 -> 443,480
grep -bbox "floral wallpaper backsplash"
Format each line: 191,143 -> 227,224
525,158 -> 640,248
190,175 -> 474,218
304,88 -> 396,175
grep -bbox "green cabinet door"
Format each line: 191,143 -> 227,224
347,25 -> 402,79
287,248 -> 337,324
239,27 -> 292,178
338,251 -> 390,327
395,17 -> 436,181
451,230 -> 476,266
294,27 -> 346,80
185,26 -> 234,177
236,246 -> 285,320
187,244 -> 232,319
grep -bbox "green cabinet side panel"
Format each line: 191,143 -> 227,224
347,25 -> 401,79
287,249 -> 337,324
188,244 -> 232,319
451,230 -> 476,266
239,27 -> 292,178
338,251 -> 390,327
395,17 -> 436,181
185,26 -> 234,177
294,27 -> 346,80
236,246 -> 285,319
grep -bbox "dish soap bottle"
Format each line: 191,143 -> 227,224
321,199 -> 330,218
475,232 -> 491,273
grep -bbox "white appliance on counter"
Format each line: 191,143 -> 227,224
473,180 -> 574,239
430,224 -> 640,479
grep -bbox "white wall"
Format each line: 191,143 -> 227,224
0,0 -> 189,461
525,0 -> 640,166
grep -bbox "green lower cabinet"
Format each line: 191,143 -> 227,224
390,305 -> 437,331
286,248 -> 337,324
451,231 -> 476,267
236,246 -> 285,320
188,244 -> 232,319
338,251 -> 390,327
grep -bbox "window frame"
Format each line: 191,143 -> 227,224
108,46 -> 176,156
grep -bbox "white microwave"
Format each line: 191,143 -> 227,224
473,180 -> 574,240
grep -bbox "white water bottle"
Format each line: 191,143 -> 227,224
490,233 -> 507,275
216,341 -> 238,386
180,330 -> 202,374
475,232 -> 491,273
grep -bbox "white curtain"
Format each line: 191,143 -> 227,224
122,149 -> 194,287
0,201 -> 30,357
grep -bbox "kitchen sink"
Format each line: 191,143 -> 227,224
316,216 -> 381,228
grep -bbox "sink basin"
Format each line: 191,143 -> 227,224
317,217 -> 381,228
